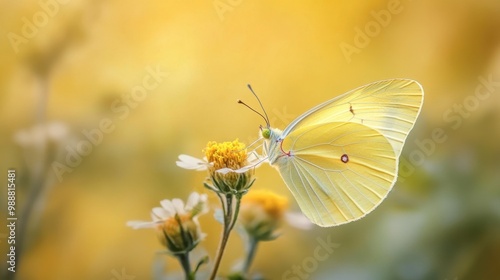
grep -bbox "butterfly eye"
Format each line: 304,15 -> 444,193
262,128 -> 271,139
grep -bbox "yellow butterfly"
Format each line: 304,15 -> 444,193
247,79 -> 424,227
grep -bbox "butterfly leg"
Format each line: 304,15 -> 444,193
279,139 -> 291,157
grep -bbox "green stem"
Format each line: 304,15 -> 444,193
209,227 -> 230,280
228,194 -> 242,231
209,194 -> 242,280
209,195 -> 232,279
243,237 -> 259,275
177,253 -> 193,280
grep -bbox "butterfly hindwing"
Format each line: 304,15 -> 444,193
276,122 -> 397,227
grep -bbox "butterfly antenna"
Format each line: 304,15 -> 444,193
238,97 -> 270,127
246,84 -> 271,127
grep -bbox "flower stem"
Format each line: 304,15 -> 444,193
209,227 -> 230,279
177,253 -> 193,280
243,237 -> 259,275
228,194 -> 242,231
209,194 -> 242,280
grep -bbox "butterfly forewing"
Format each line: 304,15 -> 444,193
275,122 -> 397,227
281,79 -> 424,157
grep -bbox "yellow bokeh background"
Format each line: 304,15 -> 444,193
1,0 -> 500,279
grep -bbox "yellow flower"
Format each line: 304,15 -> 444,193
177,139 -> 261,195
239,190 -> 289,241
204,140 -> 248,172
156,214 -> 202,253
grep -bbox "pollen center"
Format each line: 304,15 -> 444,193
204,139 -> 248,170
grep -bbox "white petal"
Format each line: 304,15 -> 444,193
13,130 -> 31,146
216,165 -> 253,174
213,209 -> 224,225
171,198 -> 186,214
150,212 -> 160,222
126,220 -> 160,229
185,192 -> 200,210
234,165 -> 254,173
285,212 -> 313,230
190,193 -> 209,215
231,259 -> 244,273
152,207 -> 171,220
215,167 -> 234,174
160,199 -> 176,216
176,154 -> 208,171
198,194 -> 209,214
46,122 -> 69,141
198,232 -> 207,241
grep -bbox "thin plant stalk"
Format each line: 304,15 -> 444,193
209,194 -> 242,280
177,253 -> 193,280
242,237 -> 259,276
5,75 -> 50,280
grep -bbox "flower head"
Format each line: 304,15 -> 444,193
177,139 -> 261,195
238,190 -> 289,241
127,192 -> 208,254
14,121 -> 70,177
204,140 -> 248,172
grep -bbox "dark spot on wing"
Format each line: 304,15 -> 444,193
341,154 -> 349,163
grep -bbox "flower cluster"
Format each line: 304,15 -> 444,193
129,139 -> 307,280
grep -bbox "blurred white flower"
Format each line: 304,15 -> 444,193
285,212 -> 314,230
238,190 -> 312,241
13,121 -> 70,177
14,122 -> 69,146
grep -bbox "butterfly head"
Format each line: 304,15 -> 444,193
261,127 -> 271,139
260,126 -> 283,142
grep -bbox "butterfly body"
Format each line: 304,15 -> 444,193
260,79 -> 424,227
263,128 -> 287,165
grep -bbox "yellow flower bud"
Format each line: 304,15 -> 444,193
239,190 -> 288,241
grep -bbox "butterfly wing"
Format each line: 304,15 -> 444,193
271,79 -> 423,226
276,122 -> 397,227
281,79 -> 424,157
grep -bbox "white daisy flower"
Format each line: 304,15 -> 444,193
176,142 -> 263,174
14,121 -> 70,177
127,192 -> 208,254
176,140 -> 263,194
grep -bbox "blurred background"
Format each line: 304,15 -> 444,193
1,0 -> 500,279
